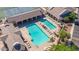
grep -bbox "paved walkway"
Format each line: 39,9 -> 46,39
69,23 -> 75,41
20,27 -> 38,50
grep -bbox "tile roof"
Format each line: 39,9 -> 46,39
0,23 -> 25,51
0,7 -> 39,18
3,7 -> 39,18
47,7 -> 66,19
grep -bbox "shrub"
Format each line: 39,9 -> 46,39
49,43 -> 78,51
63,12 -> 77,23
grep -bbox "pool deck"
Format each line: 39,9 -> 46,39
19,16 -> 60,51
20,27 -> 40,50
20,26 -> 54,51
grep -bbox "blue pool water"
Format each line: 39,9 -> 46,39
38,18 -> 56,30
28,23 -> 48,46
18,21 -> 48,46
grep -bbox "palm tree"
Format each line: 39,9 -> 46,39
69,12 -> 77,22
59,28 -> 67,42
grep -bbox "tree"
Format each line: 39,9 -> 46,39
59,27 -> 70,42
69,12 -> 77,22
59,28 -> 67,42
63,12 -> 77,23
66,32 -> 70,39
64,16 -> 70,22
49,43 -> 78,51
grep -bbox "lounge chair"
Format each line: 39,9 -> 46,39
24,40 -> 27,42
44,46 -> 52,51
28,45 -> 31,48
26,42 -> 31,48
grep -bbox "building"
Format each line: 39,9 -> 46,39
72,19 -> 79,48
0,41 -> 7,51
47,7 -> 75,21
2,7 -> 44,23
0,23 -> 27,51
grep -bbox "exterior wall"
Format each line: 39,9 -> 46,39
6,9 -> 43,23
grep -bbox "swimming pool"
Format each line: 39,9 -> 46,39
27,23 -> 48,46
18,21 -> 49,46
38,18 -> 56,30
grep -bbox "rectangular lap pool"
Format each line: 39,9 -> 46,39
18,22 -> 49,46
38,18 -> 56,30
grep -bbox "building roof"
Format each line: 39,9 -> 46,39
47,7 -> 66,19
0,23 -> 25,51
0,23 -> 19,34
66,7 -> 76,11
5,32 -> 25,51
0,7 -> 14,18
4,7 -> 39,18
0,41 -> 4,50
0,7 -> 39,18
72,24 -> 79,39
47,7 -> 75,19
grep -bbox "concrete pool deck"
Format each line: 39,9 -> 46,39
19,16 -> 60,51
20,27 -> 40,50
20,24 -> 54,51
